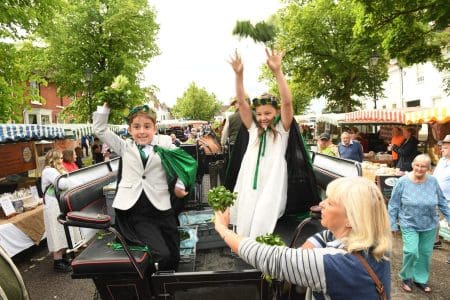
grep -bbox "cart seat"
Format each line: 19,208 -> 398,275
71,232 -> 151,278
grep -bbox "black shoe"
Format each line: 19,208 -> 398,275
433,241 -> 442,249
53,259 -> 72,273
63,253 -> 73,264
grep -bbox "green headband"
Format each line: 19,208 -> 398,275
125,104 -> 156,123
251,96 -> 280,109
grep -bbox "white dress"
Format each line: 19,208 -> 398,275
41,167 -> 81,252
230,121 -> 290,238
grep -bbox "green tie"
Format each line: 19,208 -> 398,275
137,144 -> 148,162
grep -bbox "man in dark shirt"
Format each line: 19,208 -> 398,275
170,134 -> 181,147
91,137 -> 104,164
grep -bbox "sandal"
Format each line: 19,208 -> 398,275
414,281 -> 431,293
401,279 -> 413,292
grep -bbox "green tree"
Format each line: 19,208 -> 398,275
354,0 -> 450,66
43,0 -> 159,123
0,0 -> 62,122
273,0 -> 387,112
0,0 -> 62,39
259,65 -> 311,114
171,83 -> 222,121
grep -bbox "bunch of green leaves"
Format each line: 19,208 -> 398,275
94,75 -> 131,111
255,233 -> 286,246
256,233 -> 286,285
232,20 -> 275,44
179,230 -> 190,241
207,185 -> 237,213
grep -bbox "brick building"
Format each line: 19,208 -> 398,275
23,81 -> 73,125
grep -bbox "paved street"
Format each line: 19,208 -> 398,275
10,174 -> 450,299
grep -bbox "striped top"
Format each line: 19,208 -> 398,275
238,233 -> 391,300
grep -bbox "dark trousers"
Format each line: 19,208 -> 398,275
81,143 -> 89,157
122,193 -> 180,271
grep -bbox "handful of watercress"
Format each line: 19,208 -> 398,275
207,185 -> 237,213
255,233 -> 286,246
256,233 -> 286,285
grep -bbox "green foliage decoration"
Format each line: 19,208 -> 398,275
94,75 -> 131,111
207,185 -> 237,213
232,20 -> 276,45
256,233 -> 286,285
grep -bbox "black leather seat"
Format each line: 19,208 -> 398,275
55,159 -> 151,279
71,233 -> 150,278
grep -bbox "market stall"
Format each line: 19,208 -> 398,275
339,108 -> 426,164
0,205 -> 45,257
315,113 -> 346,144
404,105 -> 450,165
0,123 -> 125,257
405,106 -> 450,125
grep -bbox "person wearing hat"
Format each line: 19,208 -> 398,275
432,134 -> 450,255
221,96 -> 247,147
317,132 -> 339,157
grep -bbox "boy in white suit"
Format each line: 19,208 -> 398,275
93,103 -> 188,271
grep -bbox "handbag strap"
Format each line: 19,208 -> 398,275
353,252 -> 386,300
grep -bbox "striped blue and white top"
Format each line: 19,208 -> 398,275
239,231 -> 391,300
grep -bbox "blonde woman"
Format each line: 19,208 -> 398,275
215,177 -> 392,299
41,149 -> 71,272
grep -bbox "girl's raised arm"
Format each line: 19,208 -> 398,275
229,50 -> 253,129
265,48 -> 293,131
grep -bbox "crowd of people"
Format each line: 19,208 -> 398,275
35,48 -> 449,300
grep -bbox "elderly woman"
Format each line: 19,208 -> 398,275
215,177 -> 392,299
388,154 -> 450,293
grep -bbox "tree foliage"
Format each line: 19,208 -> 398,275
171,83 -> 222,121
354,0 -> 450,67
0,0 -> 62,39
43,0 -> 160,123
273,0 -> 387,112
0,0 -> 61,122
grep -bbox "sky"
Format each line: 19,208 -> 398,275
142,0 -> 283,108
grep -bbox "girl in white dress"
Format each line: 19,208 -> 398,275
228,48 -> 294,238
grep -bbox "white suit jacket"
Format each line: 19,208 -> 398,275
93,110 -> 173,211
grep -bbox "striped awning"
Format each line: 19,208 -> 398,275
342,109 -> 408,124
0,124 -> 65,143
404,106 -> 450,124
0,123 -> 128,144
58,124 -> 128,140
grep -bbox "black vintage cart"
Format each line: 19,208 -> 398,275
55,149 -> 360,299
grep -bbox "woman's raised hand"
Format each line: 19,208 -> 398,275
214,208 -> 230,229
229,49 -> 243,75
265,48 -> 285,74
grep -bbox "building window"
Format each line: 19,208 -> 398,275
29,114 -> 38,124
416,65 -> 424,84
407,100 -> 420,107
417,76 -> 424,84
433,97 -> 443,106
29,81 -> 40,99
41,115 -> 50,124
392,104 -> 397,109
